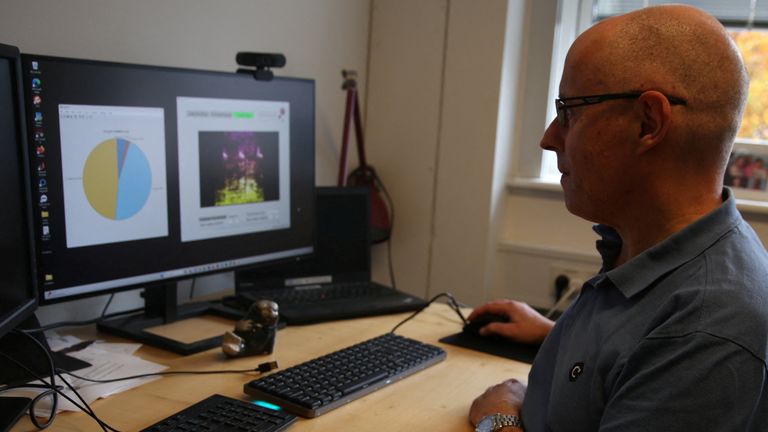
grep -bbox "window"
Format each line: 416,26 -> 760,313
732,29 -> 768,143
538,0 -> 768,187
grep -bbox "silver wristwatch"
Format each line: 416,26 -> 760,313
475,413 -> 523,432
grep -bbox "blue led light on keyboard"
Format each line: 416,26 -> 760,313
253,400 -> 282,411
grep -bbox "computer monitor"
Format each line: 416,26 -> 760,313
19,53 -> 316,354
0,43 -> 39,430
0,43 -> 37,339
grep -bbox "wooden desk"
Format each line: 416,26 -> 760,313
12,304 -> 531,431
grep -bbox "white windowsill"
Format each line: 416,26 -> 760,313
507,177 -> 768,215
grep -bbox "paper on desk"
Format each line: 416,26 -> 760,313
45,331 -> 142,356
5,344 -> 167,416
89,341 -> 143,356
45,332 -> 85,352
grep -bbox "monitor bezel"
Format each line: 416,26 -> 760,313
0,43 -> 38,336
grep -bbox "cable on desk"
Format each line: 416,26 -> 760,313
389,292 -> 468,334
0,381 -> 59,428
57,361 -> 279,384
0,331 -> 119,431
17,330 -> 117,431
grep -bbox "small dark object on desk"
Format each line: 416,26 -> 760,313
222,300 -> 279,358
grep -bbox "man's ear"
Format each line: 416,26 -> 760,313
636,91 -> 672,154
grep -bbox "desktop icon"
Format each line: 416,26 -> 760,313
39,179 -> 47,188
34,112 -> 43,122
39,194 -> 48,204
35,130 -> 44,141
41,210 -> 49,218
31,78 -> 41,90
36,145 -> 45,156
44,274 -> 53,282
31,61 -> 39,71
33,95 -> 42,106
37,161 -> 46,172
42,226 -> 50,236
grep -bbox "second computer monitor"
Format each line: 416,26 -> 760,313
20,54 -> 315,309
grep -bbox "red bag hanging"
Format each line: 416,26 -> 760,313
337,70 -> 392,244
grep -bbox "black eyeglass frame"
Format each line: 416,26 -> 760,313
555,92 -> 688,127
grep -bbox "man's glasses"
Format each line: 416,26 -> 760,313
555,92 -> 688,127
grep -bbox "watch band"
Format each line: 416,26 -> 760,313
475,413 -> 523,432
492,413 -> 522,430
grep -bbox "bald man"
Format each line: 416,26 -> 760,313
469,5 -> 767,432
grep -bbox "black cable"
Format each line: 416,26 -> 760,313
0,351 -> 115,431
20,331 -> 115,431
100,294 -> 114,318
0,348 -> 59,429
389,292 -> 467,334
57,361 -> 279,384
377,177 -> 398,290
6,331 -> 120,431
188,277 -> 197,300
17,331 -> 58,429
0,383 -> 59,429
55,368 -> 116,432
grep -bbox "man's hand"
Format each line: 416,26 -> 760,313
469,378 -> 527,426
468,300 -> 554,344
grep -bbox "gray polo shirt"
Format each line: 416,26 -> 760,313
521,189 -> 768,431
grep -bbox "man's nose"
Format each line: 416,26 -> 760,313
539,119 -> 561,152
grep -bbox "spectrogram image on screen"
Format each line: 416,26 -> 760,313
198,131 -> 280,207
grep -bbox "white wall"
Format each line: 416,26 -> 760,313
0,0 -> 371,323
366,0 -> 509,305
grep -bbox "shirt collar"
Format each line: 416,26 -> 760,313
595,188 -> 742,298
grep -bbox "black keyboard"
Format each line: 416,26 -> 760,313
141,394 -> 297,432
225,282 -> 391,308
244,333 -> 446,418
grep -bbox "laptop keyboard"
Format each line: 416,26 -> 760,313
243,333 -> 446,418
224,281 -> 391,308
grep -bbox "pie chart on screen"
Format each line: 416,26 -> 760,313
82,137 -> 152,220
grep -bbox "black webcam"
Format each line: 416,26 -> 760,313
236,52 -> 286,81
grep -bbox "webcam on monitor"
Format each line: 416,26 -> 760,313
236,52 -> 286,81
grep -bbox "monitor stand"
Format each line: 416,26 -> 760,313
97,282 -> 228,356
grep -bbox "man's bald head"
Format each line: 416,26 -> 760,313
567,5 -> 749,167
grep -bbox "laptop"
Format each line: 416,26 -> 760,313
222,187 -> 428,325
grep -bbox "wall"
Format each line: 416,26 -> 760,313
0,0 -> 371,323
366,0 -> 509,306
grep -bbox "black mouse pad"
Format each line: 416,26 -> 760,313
439,332 -> 541,364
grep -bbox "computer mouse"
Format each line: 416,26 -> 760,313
462,313 -> 510,336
